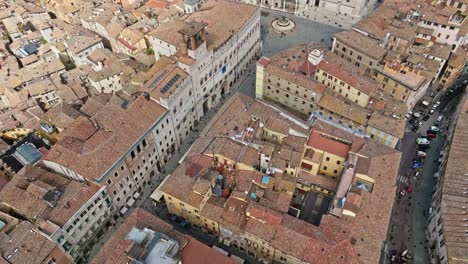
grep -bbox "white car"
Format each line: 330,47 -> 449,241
430,126 -> 440,132
416,138 -> 430,145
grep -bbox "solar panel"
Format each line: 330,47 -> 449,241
161,74 -> 182,94
149,70 -> 169,89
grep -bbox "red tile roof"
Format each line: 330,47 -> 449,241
180,235 -> 237,264
247,203 -> 282,225
299,60 -> 316,75
307,130 -> 350,158
257,57 -> 270,66
147,0 -> 169,9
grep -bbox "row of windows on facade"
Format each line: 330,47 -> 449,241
337,45 -> 368,62
266,74 -> 318,95
65,191 -> 109,233
110,146 -> 159,186
422,20 -> 457,30
198,22 -> 259,85
198,41 -> 258,97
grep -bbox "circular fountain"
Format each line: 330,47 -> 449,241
272,16 -> 295,33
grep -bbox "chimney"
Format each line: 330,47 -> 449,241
308,49 -> 323,66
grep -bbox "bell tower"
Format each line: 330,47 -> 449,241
179,21 -> 208,59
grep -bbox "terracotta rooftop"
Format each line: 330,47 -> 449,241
317,51 -> 380,96
180,235 -> 238,264
317,90 -> 372,125
161,93 -> 400,263
0,166 -> 101,228
307,129 -> 351,158
377,64 -> 426,90
150,0 -> 257,55
297,171 -> 338,191
353,3 -> 418,40
43,96 -> 167,181
367,111 -> 406,138
264,43 -> 327,94
0,221 -> 70,264
334,30 -> 387,60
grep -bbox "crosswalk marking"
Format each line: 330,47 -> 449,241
397,174 -> 409,184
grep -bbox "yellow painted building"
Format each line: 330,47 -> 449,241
372,64 -> 427,108
314,68 -> 371,108
262,127 -> 287,145
300,144 -> 346,179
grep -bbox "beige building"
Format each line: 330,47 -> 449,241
0,166 -> 112,261
332,30 -> 387,73
255,45 -> 326,119
115,28 -> 147,56
439,48 -> 467,89
42,95 -> 177,216
372,63 -> 429,109
257,43 -> 406,149
156,94 -> 402,264
0,221 -> 72,264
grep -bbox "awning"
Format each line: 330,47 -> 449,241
127,198 -> 136,207
133,192 -> 141,199
120,207 -> 129,215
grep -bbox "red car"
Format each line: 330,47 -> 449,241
405,186 -> 413,194
427,132 -> 437,138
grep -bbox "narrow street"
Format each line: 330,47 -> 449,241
385,86 -> 466,264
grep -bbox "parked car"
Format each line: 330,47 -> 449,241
413,112 -> 422,118
411,125 -> 420,132
413,162 -> 423,169
417,151 -> 427,158
427,132 -> 437,138
416,138 -> 430,145
429,109 -> 435,115
405,185 -> 413,194
437,115 -> 444,122
423,115 -> 430,121
430,126 -> 440,132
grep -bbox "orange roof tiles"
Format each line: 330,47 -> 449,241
180,235 -> 237,264
307,130 -> 350,158
247,203 -> 282,225
317,51 -> 379,96
43,96 -> 167,181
